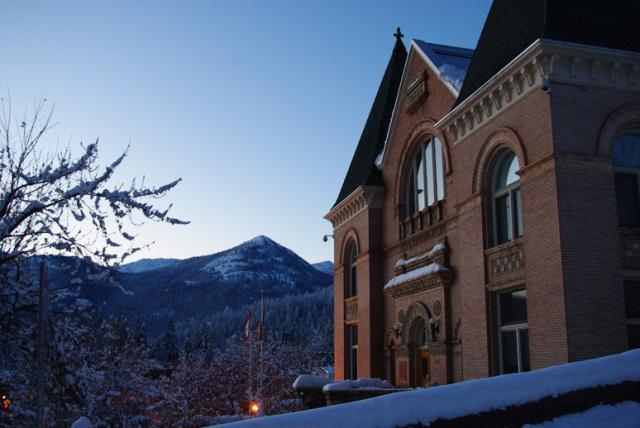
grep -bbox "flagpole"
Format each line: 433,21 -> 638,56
36,260 -> 49,428
249,314 -> 253,400
259,290 -> 264,403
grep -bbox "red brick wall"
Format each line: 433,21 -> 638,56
330,46 -> 636,385
549,83 -> 635,360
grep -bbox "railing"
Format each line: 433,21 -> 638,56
345,296 -> 358,323
485,238 -> 524,287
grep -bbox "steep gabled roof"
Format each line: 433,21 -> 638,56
375,40 -> 473,169
455,0 -> 640,107
333,36 -> 407,208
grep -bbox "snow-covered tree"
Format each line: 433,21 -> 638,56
0,98 -> 187,426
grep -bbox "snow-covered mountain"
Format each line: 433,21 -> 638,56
312,261 -> 334,276
73,235 -> 332,337
118,257 -> 179,273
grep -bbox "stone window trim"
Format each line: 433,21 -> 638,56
345,241 -> 358,298
393,120 -> 451,216
596,104 -> 640,158
490,149 -> 524,246
402,137 -> 446,218
610,129 -> 640,228
472,127 -> 527,195
338,228 -> 361,269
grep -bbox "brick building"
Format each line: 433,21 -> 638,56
325,0 -> 640,387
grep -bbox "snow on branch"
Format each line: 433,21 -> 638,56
0,97 -> 188,268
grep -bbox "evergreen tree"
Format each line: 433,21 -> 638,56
135,322 -> 148,349
183,334 -> 193,355
162,320 -> 179,362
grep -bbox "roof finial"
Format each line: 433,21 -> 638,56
394,27 -> 404,41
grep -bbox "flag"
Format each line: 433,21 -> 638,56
256,320 -> 263,342
244,310 -> 253,343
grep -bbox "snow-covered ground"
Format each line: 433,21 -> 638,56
217,349 -> 640,428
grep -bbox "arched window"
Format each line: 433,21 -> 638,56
491,150 -> 523,246
345,243 -> 357,297
613,133 -> 640,227
404,137 -> 445,217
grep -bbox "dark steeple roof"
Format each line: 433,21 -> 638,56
455,0 -> 640,107
333,33 -> 407,207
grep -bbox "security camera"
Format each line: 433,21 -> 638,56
323,235 -> 328,242
540,79 -> 551,93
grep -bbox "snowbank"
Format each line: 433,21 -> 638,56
292,375 -> 333,390
215,349 -> 640,428
524,401 -> 640,428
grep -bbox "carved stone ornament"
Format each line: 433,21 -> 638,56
406,72 -> 428,113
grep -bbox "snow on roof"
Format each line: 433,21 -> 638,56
292,375 -> 334,390
384,262 -> 450,290
215,349 -> 640,428
394,242 -> 446,269
322,378 -> 393,392
413,40 -> 474,92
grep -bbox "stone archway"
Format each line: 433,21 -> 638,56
401,302 -> 435,387
400,301 -> 434,345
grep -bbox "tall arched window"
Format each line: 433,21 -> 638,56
491,150 -> 523,246
345,243 -> 357,297
405,137 -> 445,217
613,133 -> 640,227
613,133 -> 640,350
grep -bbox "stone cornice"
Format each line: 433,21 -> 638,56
385,270 -> 452,300
435,39 -> 640,145
324,185 -> 384,230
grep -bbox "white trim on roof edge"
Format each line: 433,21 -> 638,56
434,38 -> 640,146
376,40 -> 461,170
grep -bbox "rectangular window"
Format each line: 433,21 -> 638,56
426,143 -> 435,207
513,188 -> 523,238
498,288 -> 529,374
348,325 -> 358,380
500,330 -> 519,374
349,264 -> 357,297
624,281 -> 640,349
495,194 -> 512,245
406,173 -> 416,217
615,173 -> 639,227
434,139 -> 444,201
416,154 -> 426,212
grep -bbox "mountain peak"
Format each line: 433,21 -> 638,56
242,235 -> 276,247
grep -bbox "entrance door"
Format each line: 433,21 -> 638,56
418,349 -> 430,386
411,317 -> 430,387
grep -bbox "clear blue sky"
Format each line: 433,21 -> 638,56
3,0 -> 492,263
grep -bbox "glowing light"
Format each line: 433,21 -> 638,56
249,401 -> 259,415
1,395 -> 10,411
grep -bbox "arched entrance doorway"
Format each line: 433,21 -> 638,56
409,317 -> 430,387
